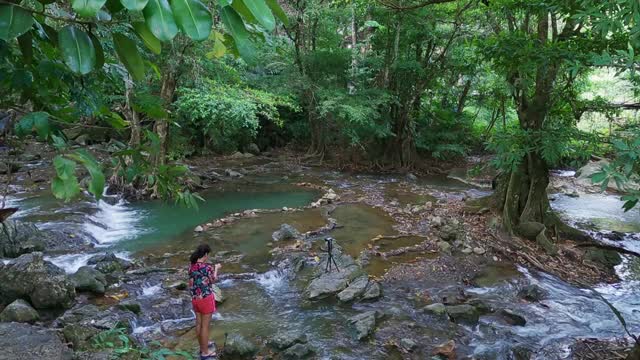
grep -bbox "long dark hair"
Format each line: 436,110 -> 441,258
190,244 -> 211,264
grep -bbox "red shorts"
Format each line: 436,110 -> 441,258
192,294 -> 216,314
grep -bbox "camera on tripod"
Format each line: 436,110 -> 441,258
324,237 -> 339,273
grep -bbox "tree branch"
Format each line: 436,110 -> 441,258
377,0 -> 457,11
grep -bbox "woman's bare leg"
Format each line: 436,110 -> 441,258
195,312 -> 202,340
199,313 -> 213,355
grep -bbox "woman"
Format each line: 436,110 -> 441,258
189,244 -> 221,359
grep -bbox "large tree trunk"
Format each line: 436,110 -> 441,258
154,72 -> 176,166
124,77 -> 141,148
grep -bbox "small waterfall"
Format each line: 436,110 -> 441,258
140,283 -> 163,297
44,251 -> 131,273
83,196 -> 147,245
255,268 -> 289,294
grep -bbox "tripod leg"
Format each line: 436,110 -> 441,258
332,256 -> 339,271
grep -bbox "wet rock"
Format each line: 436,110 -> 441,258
225,169 -> 244,178
499,309 -> 526,326
88,253 -> 132,275
272,224 -> 302,242
0,252 -> 75,309
0,299 -> 39,323
0,221 -> 45,258
518,284 -> 547,302
62,323 -> 100,351
246,143 -> 260,155
467,298 -> 493,315
282,343 -> 314,359
56,304 -> 135,331
400,338 -> 417,352
461,247 -> 473,255
0,322 -> 73,360
222,333 -> 258,358
307,264 -> 360,300
439,288 -> 467,305
432,340 -> 456,360
70,266 -> 107,294
268,331 -> 308,350
194,225 -> 204,232
439,224 -> 459,242
511,344 -> 533,360
585,248 -> 622,269
437,241 -> 452,253
407,173 -> 418,181
361,281 -> 382,301
160,318 -> 193,335
117,299 -> 141,315
423,303 -> 447,316
430,216 -> 443,227
337,275 -> 369,302
446,304 -> 479,325
473,247 -> 486,255
602,231 -> 627,241
348,310 -> 383,341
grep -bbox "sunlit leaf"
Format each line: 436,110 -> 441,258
220,6 -> 254,61
265,0 -> 288,27
133,21 -> 161,54
143,0 -> 178,42
239,0 -> 274,31
0,4 -> 33,41
170,0 -> 212,41
58,25 -> 96,74
113,32 -> 145,81
120,0 -> 148,11
72,0 -> 107,17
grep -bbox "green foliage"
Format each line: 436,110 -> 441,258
415,110 -> 477,160
592,129 -> 640,211
175,82 -> 298,152
93,327 -> 193,359
51,150 -> 105,201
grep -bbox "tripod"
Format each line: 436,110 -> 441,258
324,237 -> 340,273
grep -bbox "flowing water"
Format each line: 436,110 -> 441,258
4,172 -> 640,358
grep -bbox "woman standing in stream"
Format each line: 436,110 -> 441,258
189,244 -> 221,359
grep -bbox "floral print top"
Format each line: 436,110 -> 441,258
188,262 -> 216,300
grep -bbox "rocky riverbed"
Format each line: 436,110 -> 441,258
0,144 -> 639,359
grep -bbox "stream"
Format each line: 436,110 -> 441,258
3,170 -> 640,359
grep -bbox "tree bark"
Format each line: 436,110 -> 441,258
154,72 -> 176,166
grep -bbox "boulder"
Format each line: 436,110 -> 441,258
446,304 -> 479,325
0,299 -> 39,323
575,160 -> 638,191
306,264 -> 361,300
499,309 -> 526,326
423,303 -> 447,316
56,304 -> 135,331
225,169 -> 244,178
400,338 -> 417,352
361,281 -> 382,301
348,310 -> 383,341
268,331 -> 308,350
222,333 -> 258,359
272,224 -> 302,242
433,340 -> 456,360
0,221 -> 45,258
70,266 -> 107,294
585,248 -> 622,269
117,299 -> 142,315
0,322 -> 72,360
337,275 -> 369,302
518,284 -> 547,302
282,343 -> 314,359
0,252 -> 75,309
88,253 -> 132,275
62,323 -> 100,351
246,143 -> 261,155
407,173 -> 418,181
437,241 -> 452,254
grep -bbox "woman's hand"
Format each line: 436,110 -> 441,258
214,263 -> 222,271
